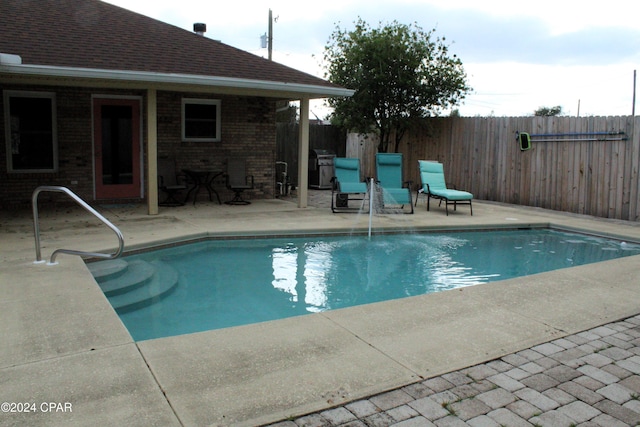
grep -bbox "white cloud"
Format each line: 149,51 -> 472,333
103,0 -> 640,117
462,62 -> 637,117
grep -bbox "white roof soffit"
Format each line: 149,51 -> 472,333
0,62 -> 354,98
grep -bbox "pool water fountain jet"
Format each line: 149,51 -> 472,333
368,178 -> 375,239
363,178 -> 412,240
347,178 -> 380,239
348,177 -> 413,241
362,178 -> 384,240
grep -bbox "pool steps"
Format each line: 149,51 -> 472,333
87,259 -> 178,311
93,260 -> 155,295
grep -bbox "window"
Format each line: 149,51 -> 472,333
182,98 -> 221,142
4,91 -> 57,172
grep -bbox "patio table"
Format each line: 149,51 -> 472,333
182,169 -> 223,205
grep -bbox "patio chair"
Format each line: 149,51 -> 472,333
330,157 -> 369,213
416,160 -> 473,215
158,158 -> 187,206
225,158 -> 254,205
375,153 -> 413,214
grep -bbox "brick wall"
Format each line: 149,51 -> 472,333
156,91 -> 277,203
0,85 -> 277,209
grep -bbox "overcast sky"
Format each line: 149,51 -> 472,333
104,0 -> 640,118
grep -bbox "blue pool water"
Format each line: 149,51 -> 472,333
95,229 -> 640,341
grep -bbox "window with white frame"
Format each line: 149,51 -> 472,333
182,98 -> 221,142
4,91 -> 57,172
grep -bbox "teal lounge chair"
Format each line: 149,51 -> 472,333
417,160 -> 473,215
331,157 -> 369,213
375,153 -> 413,214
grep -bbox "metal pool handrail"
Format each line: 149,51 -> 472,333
32,186 -> 125,265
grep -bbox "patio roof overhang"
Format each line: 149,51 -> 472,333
1,59 -> 351,213
0,62 -> 354,100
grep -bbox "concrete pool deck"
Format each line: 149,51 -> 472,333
1,191 -> 640,426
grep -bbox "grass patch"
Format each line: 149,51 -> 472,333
441,401 -> 457,417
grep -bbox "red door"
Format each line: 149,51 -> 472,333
93,98 -> 141,199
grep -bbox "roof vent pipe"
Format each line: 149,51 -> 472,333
193,23 -> 206,36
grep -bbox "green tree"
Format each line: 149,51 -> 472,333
534,105 -> 562,116
323,19 -> 471,153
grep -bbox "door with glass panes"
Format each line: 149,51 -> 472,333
93,98 -> 141,199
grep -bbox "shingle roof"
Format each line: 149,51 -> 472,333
0,0 -> 345,92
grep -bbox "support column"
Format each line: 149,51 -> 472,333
297,98 -> 310,208
147,88 -> 159,215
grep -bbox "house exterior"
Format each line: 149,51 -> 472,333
0,0 -> 352,213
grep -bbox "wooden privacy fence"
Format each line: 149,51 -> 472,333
347,116 -> 640,221
276,123 -> 346,186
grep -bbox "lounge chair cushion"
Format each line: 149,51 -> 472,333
381,187 -> 412,205
339,182 -> 368,194
331,157 -> 369,213
376,154 -> 406,189
334,158 -> 367,194
335,159 -> 359,171
377,155 -> 402,166
419,162 -> 473,200
429,188 -> 473,201
375,153 -> 413,211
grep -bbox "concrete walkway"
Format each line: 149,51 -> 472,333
2,191 -> 640,426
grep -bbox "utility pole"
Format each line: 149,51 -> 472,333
268,9 -> 273,61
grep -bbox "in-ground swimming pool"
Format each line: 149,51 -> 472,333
89,228 -> 640,341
